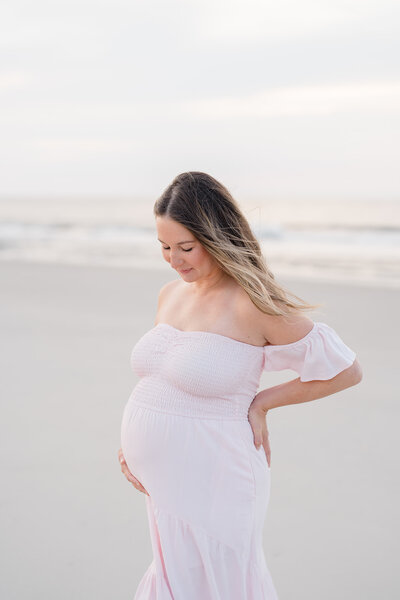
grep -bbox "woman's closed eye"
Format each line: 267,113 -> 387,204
162,247 -> 193,252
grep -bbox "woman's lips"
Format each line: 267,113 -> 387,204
179,268 -> 192,274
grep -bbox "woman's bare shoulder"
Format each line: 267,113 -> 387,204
260,311 -> 315,345
156,279 -> 183,314
159,278 -> 180,297
234,286 -> 314,345
157,279 -> 180,302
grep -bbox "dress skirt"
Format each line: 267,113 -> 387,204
121,391 -> 279,600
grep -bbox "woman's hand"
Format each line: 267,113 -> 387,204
117,448 -> 150,496
248,398 -> 271,467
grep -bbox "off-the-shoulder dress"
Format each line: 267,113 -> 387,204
120,321 -> 356,599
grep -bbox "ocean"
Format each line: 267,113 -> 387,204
1,196 -> 399,288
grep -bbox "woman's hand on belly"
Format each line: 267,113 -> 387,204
117,448 -> 150,496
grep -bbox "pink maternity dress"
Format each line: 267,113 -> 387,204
120,320 -> 356,599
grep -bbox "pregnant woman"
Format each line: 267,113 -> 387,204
118,171 -> 363,599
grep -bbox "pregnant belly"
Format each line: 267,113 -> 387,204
120,400 -> 184,499
120,397 -> 269,541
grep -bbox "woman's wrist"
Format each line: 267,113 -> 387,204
250,390 -> 271,415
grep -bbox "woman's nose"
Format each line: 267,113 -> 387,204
169,252 -> 183,268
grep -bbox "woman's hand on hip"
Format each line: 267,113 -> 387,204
248,399 -> 271,467
117,448 -> 150,496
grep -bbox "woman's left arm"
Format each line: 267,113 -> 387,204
247,312 -> 362,463
251,357 -> 363,414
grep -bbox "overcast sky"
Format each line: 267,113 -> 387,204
1,0 -> 399,200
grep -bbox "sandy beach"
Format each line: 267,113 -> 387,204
1,259 -> 398,599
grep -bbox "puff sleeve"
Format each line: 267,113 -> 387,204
263,322 -> 356,382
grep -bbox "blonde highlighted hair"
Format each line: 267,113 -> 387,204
153,171 -> 321,317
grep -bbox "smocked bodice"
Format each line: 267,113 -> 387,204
128,321 -> 356,420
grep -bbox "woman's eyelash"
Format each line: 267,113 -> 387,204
162,247 -> 193,252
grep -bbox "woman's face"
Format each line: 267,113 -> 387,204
156,216 -> 219,280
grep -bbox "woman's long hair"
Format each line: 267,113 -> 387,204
153,171 -> 321,317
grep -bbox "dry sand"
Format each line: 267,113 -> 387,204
0,260 -> 398,599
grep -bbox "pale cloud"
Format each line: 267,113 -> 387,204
197,0 -> 400,43
179,82 -> 400,119
4,80 -> 398,135
30,138 -> 137,160
0,71 -> 30,90
200,0 -> 352,43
